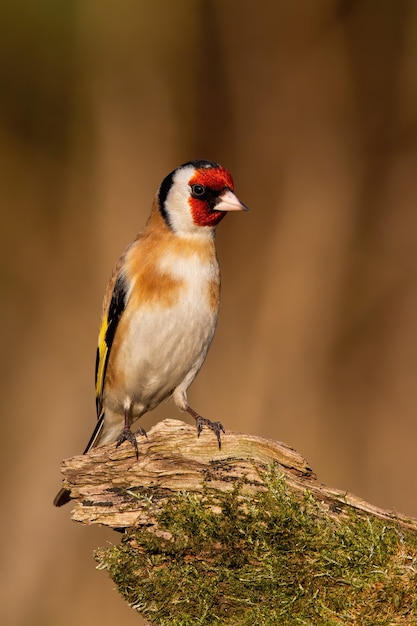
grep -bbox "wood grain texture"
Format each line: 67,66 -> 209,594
59,419 -> 417,532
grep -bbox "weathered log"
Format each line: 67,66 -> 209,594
58,419 -> 417,624
60,418 -> 417,532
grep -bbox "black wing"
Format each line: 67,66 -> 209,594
94,273 -> 128,416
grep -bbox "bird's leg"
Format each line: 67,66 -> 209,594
116,407 -> 141,459
186,406 -> 225,449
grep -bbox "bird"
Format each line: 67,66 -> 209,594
53,160 -> 248,507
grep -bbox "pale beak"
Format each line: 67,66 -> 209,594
215,189 -> 250,212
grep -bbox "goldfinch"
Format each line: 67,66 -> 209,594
54,160 -> 248,507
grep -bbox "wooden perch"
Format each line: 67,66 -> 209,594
59,419 -> 417,624
61,418 -> 417,532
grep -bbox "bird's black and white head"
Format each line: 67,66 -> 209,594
158,160 -> 248,236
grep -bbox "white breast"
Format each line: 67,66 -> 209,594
106,249 -> 219,418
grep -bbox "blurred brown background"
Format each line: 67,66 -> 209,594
2,1 -> 417,624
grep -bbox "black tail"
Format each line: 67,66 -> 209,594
82,412 -> 105,454
53,487 -> 71,507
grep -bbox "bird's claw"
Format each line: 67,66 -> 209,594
195,416 -> 225,449
116,427 -> 142,459
135,426 -> 148,438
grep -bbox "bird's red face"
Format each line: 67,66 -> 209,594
188,167 -> 235,227
158,160 -> 248,234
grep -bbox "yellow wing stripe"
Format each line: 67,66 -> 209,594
94,272 -> 128,415
95,314 -> 109,401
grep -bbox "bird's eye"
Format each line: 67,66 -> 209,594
191,184 -> 206,198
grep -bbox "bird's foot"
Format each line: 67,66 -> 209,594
197,416 -> 225,448
135,426 -> 148,438
116,427 -> 143,459
186,407 -> 225,449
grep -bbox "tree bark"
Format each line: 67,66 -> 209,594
61,418 -> 417,532
59,419 -> 417,624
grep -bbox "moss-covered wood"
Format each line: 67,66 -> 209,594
59,419 -> 417,624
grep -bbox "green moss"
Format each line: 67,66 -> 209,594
95,471 -> 417,625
